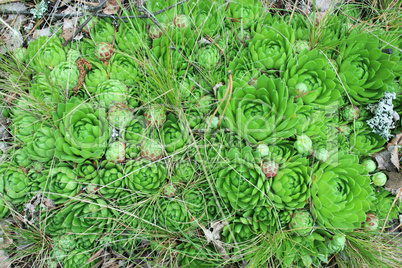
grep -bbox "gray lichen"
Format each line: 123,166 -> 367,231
366,92 -> 397,140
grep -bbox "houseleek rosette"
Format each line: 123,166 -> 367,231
229,48 -> 261,84
218,76 -> 300,144
152,28 -> 195,75
222,217 -> 254,243
91,161 -> 125,199
105,141 -> 126,163
158,199 -> 189,231
96,79 -> 128,109
76,160 -> 99,181
53,97 -> 109,163
12,147 -> 32,168
197,46 -> 220,70
249,22 -> 294,72
107,104 -> 133,130
108,54 -> 140,86
124,159 -> 166,194
336,31 -> 395,104
52,197 -> 115,235
0,163 -> 30,206
176,238 -> 222,268
267,156 -> 311,210
11,113 -> 41,144
214,147 -> 268,210
116,23 -> 147,54
182,186 -> 207,224
188,0 -> 224,36
370,188 -> 401,227
248,206 -> 282,234
90,19 -> 115,44
40,164 -> 81,204
63,249 -> 95,268
26,123 -> 56,163
26,36 -> 66,74
283,49 -> 342,107
162,113 -> 189,154
50,61 -> 80,91
84,65 -> 109,94
311,153 -> 373,230
226,0 -> 263,29
122,116 -> 146,158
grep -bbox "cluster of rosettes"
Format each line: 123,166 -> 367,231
2,0 -> 402,267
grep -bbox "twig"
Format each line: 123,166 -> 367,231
62,0 -> 108,47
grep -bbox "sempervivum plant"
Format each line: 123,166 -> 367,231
49,61 -> 80,92
197,46 -> 221,70
141,137 -> 164,161
76,160 -> 99,181
144,106 -> 166,128
267,155 -> 311,210
26,123 -> 56,163
176,239 -> 222,268
40,164 -> 81,204
26,36 -> 66,74
282,49 -> 342,107
289,210 -> 315,236
250,206 -> 282,234
53,97 -> 109,163
218,77 -> 300,144
96,80 -> 128,109
182,186 -> 207,224
84,63 -> 110,94
108,54 -> 140,86
249,21 -> 294,72
90,161 -> 125,199
105,141 -> 126,163
158,199 -> 189,232
222,217 -> 254,243
124,159 -> 166,194
107,104 -> 133,130
311,153 -> 373,230
187,0 -> 224,36
226,0 -> 263,29
214,146 -> 268,210
0,163 -> 30,209
161,113 -> 189,155
115,22 -> 147,54
90,19 -> 115,44
94,42 -> 114,62
336,31 -> 396,104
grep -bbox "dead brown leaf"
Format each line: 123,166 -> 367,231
385,172 -> 402,196
373,148 -> 396,172
390,145 -> 400,171
200,220 -> 229,260
61,7 -> 81,41
103,0 -> 123,15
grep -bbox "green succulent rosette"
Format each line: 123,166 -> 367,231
214,146 -> 268,210
222,217 -> 255,243
49,61 -> 80,92
187,0 -> 225,37
182,186 -> 207,224
11,113 -> 41,144
53,97 -> 109,163
26,123 -> 56,163
348,131 -> 386,156
26,36 -> 66,74
370,188 -> 401,227
311,153 -> 373,230
229,48 -> 261,84
90,19 -> 115,44
124,159 -> 166,194
267,155 -> 311,210
76,160 -> 99,181
295,108 -> 330,143
249,21 -> 294,72
336,31 -> 396,104
283,49 -> 343,108
289,210 -> 315,236
218,76 -> 300,144
105,141 -> 126,163
108,54 -> 141,86
96,79 -> 128,108
226,0 -> 263,30
115,23 -> 147,54
176,238 -> 222,268
107,104 -> 133,130
58,197 -> 115,236
31,74 -> 64,104
40,164 -> 81,204
248,206 -> 282,234
157,198 -> 189,232
12,147 -> 32,168
84,63 -> 110,94
197,46 -> 220,70
0,163 -> 30,205
63,249 -> 95,268
122,116 -> 147,159
173,159 -> 198,182
152,27 -> 196,76
91,161 -> 125,199
162,113 -> 189,155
